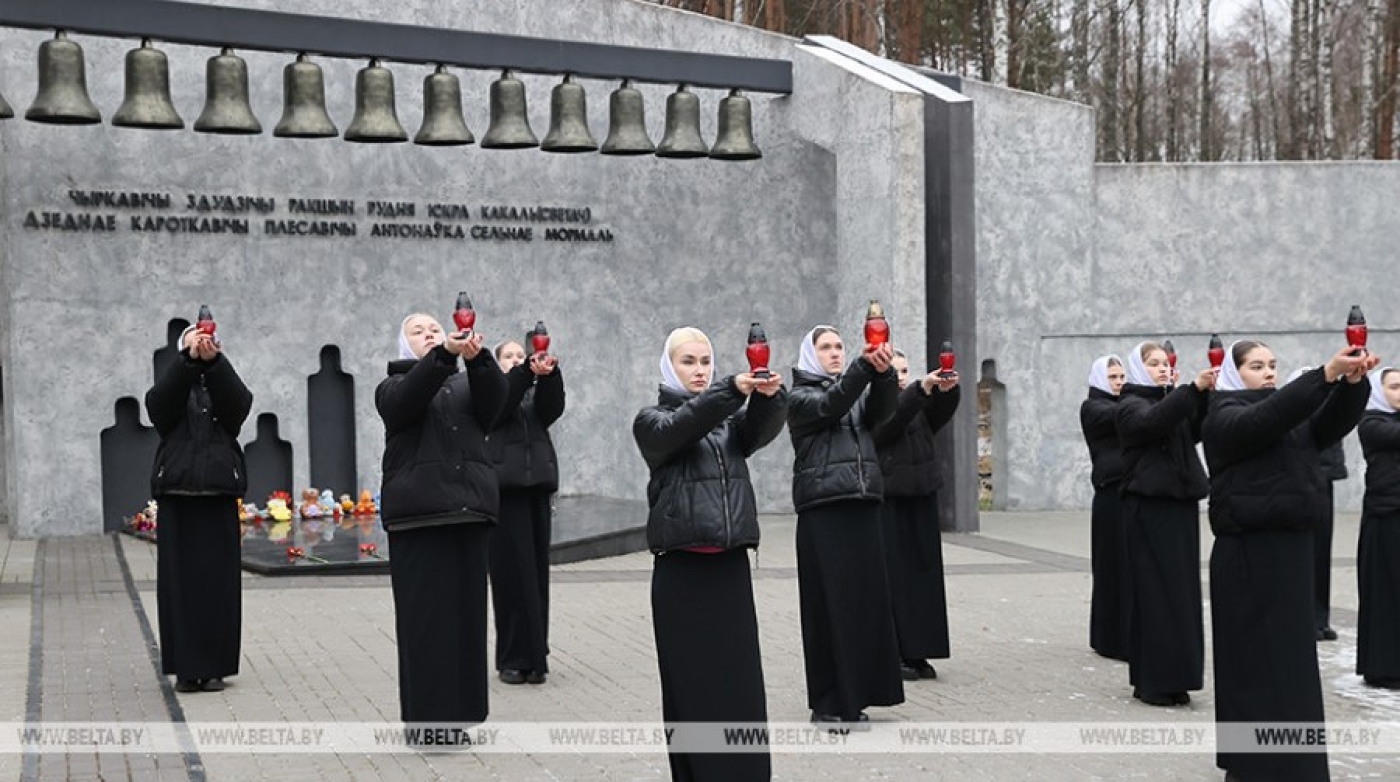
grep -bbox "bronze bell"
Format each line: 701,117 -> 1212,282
480,70 -> 538,149
655,84 -> 707,159
25,31 -> 101,125
0,90 -> 12,120
194,47 -> 261,135
541,74 -> 597,153
414,65 -> 473,146
273,54 -> 337,139
710,89 -> 762,161
600,80 -> 653,156
345,58 -> 407,143
112,39 -> 184,129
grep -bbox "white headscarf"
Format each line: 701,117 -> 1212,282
1088,355 -> 1122,395
1125,342 -> 1157,387
1368,367 -> 1397,413
799,325 -> 839,379
660,327 -> 713,394
1215,340 -> 1249,391
397,315 -> 419,360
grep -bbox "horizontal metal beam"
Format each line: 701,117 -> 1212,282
0,0 -> 793,94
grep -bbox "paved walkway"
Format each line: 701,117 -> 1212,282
2,511 -> 1397,780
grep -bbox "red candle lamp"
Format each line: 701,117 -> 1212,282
452,291 -> 476,334
1208,334 -> 1225,370
938,340 -> 956,377
196,304 -> 216,336
864,300 -> 890,349
531,321 -> 550,357
1347,305 -> 1368,355
746,322 -> 771,378
1163,340 -> 1177,370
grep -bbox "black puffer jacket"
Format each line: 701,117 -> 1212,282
487,362 -> 565,492
1080,388 -> 1124,489
1115,382 -> 1210,501
872,383 -> 961,498
633,378 -> 788,553
1203,368 -> 1369,535
1319,440 -> 1348,481
376,345 -> 509,531
1359,410 -> 1400,517
788,360 -> 899,511
146,350 -> 253,498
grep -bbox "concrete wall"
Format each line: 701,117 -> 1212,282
0,0 -> 927,536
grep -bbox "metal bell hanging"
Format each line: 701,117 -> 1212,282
0,91 -> 12,120
194,47 -> 261,134
600,80 -> 653,155
655,84 -> 707,159
480,70 -> 538,149
414,65 -> 473,146
25,31 -> 101,125
344,58 -> 407,143
273,54 -> 337,139
112,39 -> 184,129
541,74 -> 597,153
710,89 -> 762,161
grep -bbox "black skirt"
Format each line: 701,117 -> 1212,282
1313,482 -> 1336,630
652,548 -> 770,782
797,502 -> 904,717
489,489 -> 553,674
1358,509 -> 1400,680
155,494 -> 242,681
1089,485 -> 1131,661
388,522 -> 491,724
1122,494 -> 1203,694
880,495 -> 950,660
1211,531 -> 1328,780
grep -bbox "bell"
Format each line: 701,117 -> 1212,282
541,74 -> 597,153
273,54 -> 338,139
655,84 -> 707,159
112,39 -> 184,129
414,65 -> 473,146
194,47 -> 261,135
25,31 -> 101,125
344,58 -> 407,143
0,91 -> 12,120
710,89 -> 762,161
480,70 -> 538,149
600,79 -> 654,156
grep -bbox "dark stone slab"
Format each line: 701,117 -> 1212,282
549,495 -> 649,565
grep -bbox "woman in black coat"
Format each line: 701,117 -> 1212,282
376,312 -> 508,736
872,350 -> 960,681
633,326 -> 787,782
1080,354 -> 1129,661
1115,341 -> 1215,706
1357,366 -> 1400,690
789,325 -> 903,725
1203,341 -> 1372,782
146,323 -> 253,693
487,335 -> 564,686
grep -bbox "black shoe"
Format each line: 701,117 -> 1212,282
174,679 -> 201,693
1224,771 -> 1244,782
899,661 -> 921,681
1134,690 -> 1175,707
201,677 -> 226,692
1318,627 -> 1338,641
1364,676 -> 1400,690
499,669 -> 526,685
915,660 -> 938,680
526,670 -> 547,684
1172,692 -> 1190,705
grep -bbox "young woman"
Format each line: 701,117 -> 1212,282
788,325 -> 903,724
872,349 -> 960,680
1357,366 -> 1400,690
1114,341 -> 1214,706
1203,341 -> 1372,781
1080,354 -> 1129,662
487,335 -> 564,686
633,327 -> 787,781
376,312 -> 508,736
145,323 -> 253,693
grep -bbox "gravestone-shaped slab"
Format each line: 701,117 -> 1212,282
244,413 -> 293,504
307,345 -> 356,497
152,318 -> 190,384
100,397 -> 158,532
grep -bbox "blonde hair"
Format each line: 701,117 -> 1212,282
665,327 -> 711,359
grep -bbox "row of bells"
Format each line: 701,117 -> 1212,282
0,31 -> 762,160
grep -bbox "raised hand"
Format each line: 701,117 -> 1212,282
754,373 -> 784,397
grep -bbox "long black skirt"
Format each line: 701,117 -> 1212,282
1122,494 -> 1203,694
156,495 -> 242,681
388,522 -> 491,724
797,502 -> 904,717
1089,485 -> 1131,661
1313,482 -> 1336,630
1357,509 -> 1400,680
489,489 -> 552,674
652,548 -> 770,782
1211,531 -> 1328,780
880,495 -> 950,660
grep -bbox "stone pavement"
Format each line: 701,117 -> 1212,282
2,511 -> 1398,781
